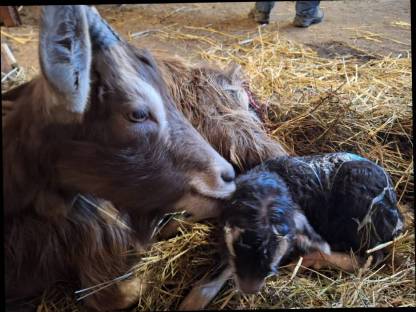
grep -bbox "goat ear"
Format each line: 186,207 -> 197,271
84,5 -> 121,50
39,5 -> 91,114
223,63 -> 250,111
293,210 -> 331,255
226,63 -> 244,84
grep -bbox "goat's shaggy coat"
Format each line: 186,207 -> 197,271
3,5 -> 288,311
2,6 -> 252,311
156,57 -> 288,171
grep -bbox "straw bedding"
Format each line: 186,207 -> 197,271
6,27 -> 414,310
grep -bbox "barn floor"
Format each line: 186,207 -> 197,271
2,1 -> 411,78
1,1 -> 414,311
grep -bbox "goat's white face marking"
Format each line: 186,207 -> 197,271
224,224 -> 244,258
270,235 -> 289,273
132,79 -> 168,136
224,225 -> 235,257
224,223 -> 291,285
110,46 -> 168,135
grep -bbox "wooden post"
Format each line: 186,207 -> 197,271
0,6 -> 22,27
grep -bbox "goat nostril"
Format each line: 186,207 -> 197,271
221,169 -> 235,183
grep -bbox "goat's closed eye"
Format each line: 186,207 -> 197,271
128,109 -> 149,123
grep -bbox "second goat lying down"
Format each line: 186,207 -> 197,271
180,152 -> 405,310
156,57 -> 288,171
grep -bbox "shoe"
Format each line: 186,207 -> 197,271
249,9 -> 270,25
293,8 -> 324,27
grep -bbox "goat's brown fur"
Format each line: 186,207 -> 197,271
3,6 -> 288,311
155,54 -> 288,171
4,6 -> 237,311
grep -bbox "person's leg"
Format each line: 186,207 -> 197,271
249,2 -> 276,25
293,1 -> 323,27
255,1 -> 276,13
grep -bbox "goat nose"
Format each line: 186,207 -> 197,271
221,166 -> 235,183
237,278 -> 264,294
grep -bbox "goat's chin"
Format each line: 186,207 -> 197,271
173,192 -> 224,222
189,176 -> 236,200
235,277 -> 265,295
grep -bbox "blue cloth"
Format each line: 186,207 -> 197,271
255,1 -> 321,17
345,153 -> 368,162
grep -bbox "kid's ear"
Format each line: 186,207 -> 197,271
293,210 -> 331,255
227,63 -> 244,84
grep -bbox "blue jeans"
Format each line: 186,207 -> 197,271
255,1 -> 320,17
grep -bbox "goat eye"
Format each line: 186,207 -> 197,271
128,110 -> 149,123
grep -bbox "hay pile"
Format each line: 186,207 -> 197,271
192,29 -> 412,203
131,28 -> 414,309
14,26 -> 414,310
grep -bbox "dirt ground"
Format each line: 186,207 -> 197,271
1,1 -> 411,78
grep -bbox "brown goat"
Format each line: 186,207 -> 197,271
3,6 -> 288,311
156,55 -> 288,171
4,6 -> 236,311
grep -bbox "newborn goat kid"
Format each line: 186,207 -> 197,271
222,171 -> 331,294
180,152 -> 405,310
180,171 -> 330,310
